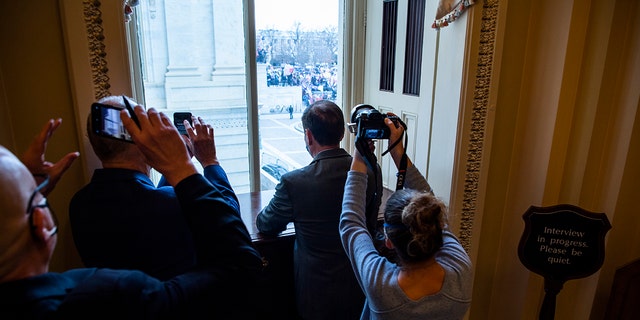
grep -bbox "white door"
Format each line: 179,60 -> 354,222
363,0 -> 437,190
363,0 -> 466,202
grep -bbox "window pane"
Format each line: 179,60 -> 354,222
380,0 -> 398,92
255,0 -> 340,190
131,0 -> 340,193
133,0 -> 251,192
402,0 -> 425,96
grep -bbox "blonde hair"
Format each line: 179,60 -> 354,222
383,189 -> 447,264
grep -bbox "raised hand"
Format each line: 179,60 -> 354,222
21,118 -> 79,196
384,113 -> 412,170
184,116 -> 219,168
350,140 -> 369,174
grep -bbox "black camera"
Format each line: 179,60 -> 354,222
348,104 -> 398,139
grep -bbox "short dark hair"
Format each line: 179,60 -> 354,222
301,100 -> 344,146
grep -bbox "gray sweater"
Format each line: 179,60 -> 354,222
340,165 -> 473,319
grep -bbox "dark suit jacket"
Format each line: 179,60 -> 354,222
0,173 -> 262,319
69,165 -> 234,280
256,148 -> 382,320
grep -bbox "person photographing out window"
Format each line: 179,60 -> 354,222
340,113 -> 473,319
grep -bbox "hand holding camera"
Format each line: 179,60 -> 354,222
348,104 -> 402,140
348,104 -> 407,171
383,116 -> 413,170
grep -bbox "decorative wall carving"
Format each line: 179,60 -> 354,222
458,0 -> 498,251
83,0 -> 111,100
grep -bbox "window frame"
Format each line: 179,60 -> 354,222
61,0 -> 494,257
63,0 -> 351,192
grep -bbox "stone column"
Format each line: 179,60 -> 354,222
211,0 -> 246,87
163,0 -> 215,81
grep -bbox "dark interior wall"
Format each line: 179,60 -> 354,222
0,0 -> 85,271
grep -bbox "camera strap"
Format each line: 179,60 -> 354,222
381,130 -> 408,191
395,152 -> 408,191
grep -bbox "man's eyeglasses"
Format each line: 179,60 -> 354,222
27,175 -> 58,237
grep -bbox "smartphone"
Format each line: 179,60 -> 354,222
91,102 -> 134,143
173,112 -> 193,135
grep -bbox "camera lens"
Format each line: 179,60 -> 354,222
351,104 -> 375,123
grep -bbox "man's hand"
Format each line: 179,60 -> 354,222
121,106 -> 197,186
185,116 -> 219,167
21,118 -> 79,196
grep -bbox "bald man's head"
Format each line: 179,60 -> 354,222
0,145 -> 60,283
0,146 -> 39,279
0,146 -> 34,227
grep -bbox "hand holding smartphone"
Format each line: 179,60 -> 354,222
91,98 -> 193,142
91,102 -> 134,143
173,112 -> 193,135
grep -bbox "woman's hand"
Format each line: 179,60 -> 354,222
350,139 -> 373,174
384,113 -> 413,170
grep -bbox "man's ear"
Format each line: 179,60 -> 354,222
305,128 -> 314,146
31,207 -> 57,242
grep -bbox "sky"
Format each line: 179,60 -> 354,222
254,0 -> 338,31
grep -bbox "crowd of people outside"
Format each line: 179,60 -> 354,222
256,25 -> 339,108
264,63 -> 338,106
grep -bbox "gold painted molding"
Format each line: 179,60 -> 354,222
83,0 -> 111,99
458,0 -> 498,251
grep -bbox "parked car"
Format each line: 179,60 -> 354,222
261,163 -> 289,181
